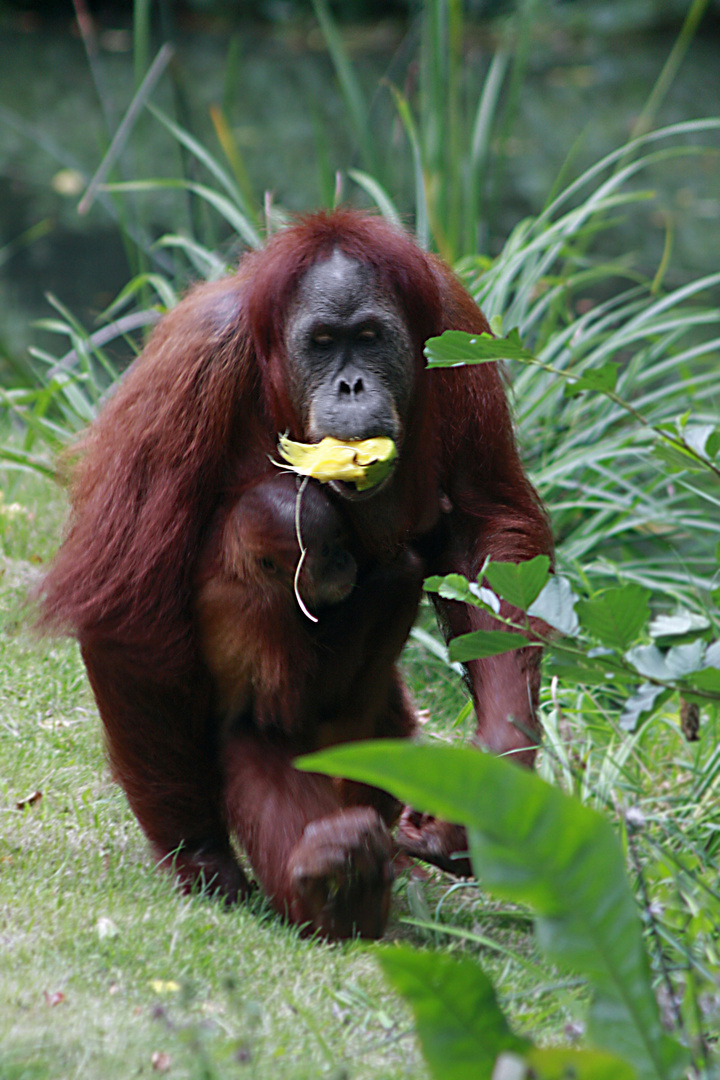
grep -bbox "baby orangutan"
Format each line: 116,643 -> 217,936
195,473 -> 358,729
194,473 -> 423,937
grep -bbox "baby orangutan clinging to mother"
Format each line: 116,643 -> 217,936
195,472 -> 360,728
196,472 -> 424,939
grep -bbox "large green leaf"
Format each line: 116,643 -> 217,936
527,1047 -> 636,1079
424,572 -> 496,610
484,556 -> 551,611
528,575 -> 580,636
683,667 -> 720,695
448,629 -> 532,662
378,948 -> 634,1080
648,610 -> 711,645
298,742 -> 688,1080
575,586 -> 651,650
619,683 -> 671,732
625,640 -> 706,681
424,328 -> 535,366
378,947 -> 526,1079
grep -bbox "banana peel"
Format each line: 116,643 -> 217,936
276,434 -> 397,491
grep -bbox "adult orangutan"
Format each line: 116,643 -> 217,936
39,209 -> 552,938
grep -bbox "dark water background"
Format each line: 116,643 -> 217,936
0,4 -> 718,367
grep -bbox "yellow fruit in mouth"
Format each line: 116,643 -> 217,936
276,435 -> 398,491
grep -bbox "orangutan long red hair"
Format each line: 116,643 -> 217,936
39,209 -> 552,938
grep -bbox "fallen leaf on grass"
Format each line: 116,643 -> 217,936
16,790 -> 42,810
97,916 -> 119,940
44,991 -> 66,1006
151,1051 -> 172,1072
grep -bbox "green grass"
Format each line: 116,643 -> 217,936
3,465 -> 719,1076
1,566 -> 416,1079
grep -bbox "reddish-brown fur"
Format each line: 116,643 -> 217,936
194,473 -> 359,729
39,209 -> 552,935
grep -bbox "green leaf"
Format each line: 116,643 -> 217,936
484,556 -> 551,611
297,742 -> 688,1080
424,328 -> 534,368
685,667 -> 720,694
547,651 -> 611,686
575,586 -> 651,650
527,1047 -> 636,1080
624,645 -> 670,681
683,423 -> 720,459
385,82 -> 429,248
652,440 -> 702,475
0,445 -> 55,477
378,947 -> 526,1080
648,610 -> 711,645
619,684 -> 671,732
707,428 -> 720,459
528,576 -> 580,636
564,362 -> 619,397
448,629 -> 531,663
626,641 -> 706,681
424,572 -> 499,613
546,643 -> 636,688
704,640 -> 720,669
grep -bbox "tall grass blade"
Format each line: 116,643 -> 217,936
78,44 -> 174,216
348,169 -> 402,226
311,0 -> 377,176
387,83 -> 430,250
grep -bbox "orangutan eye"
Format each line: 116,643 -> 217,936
260,557 -> 277,573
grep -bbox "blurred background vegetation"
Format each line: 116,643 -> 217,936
0,0 -> 718,372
